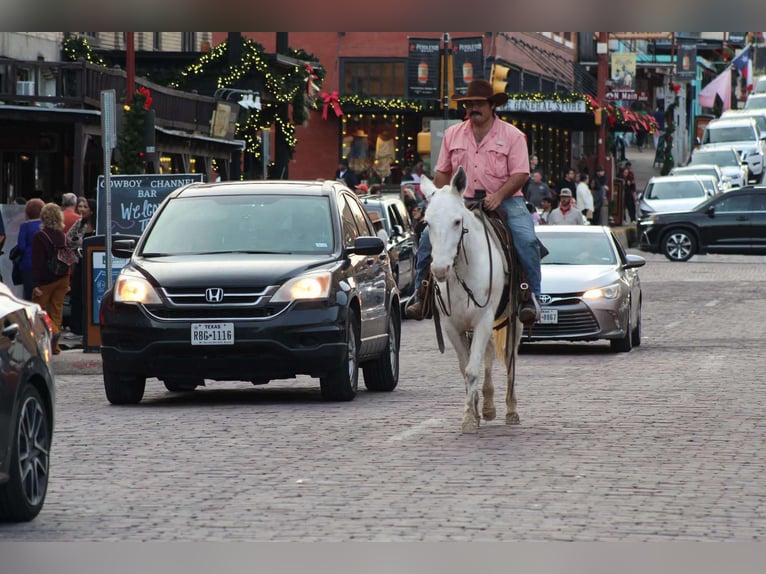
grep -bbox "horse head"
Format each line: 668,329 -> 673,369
422,167 -> 469,281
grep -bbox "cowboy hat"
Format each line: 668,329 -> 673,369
354,129 -> 368,138
451,79 -> 509,106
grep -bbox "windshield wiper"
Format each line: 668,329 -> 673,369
141,252 -> 173,257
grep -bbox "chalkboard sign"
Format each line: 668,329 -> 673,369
96,173 -> 204,235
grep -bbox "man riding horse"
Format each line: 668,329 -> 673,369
405,79 -> 542,324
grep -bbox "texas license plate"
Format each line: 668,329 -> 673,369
539,309 -> 558,324
191,323 -> 234,345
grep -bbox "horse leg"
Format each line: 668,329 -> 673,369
441,322 -> 476,430
460,316 -> 494,434
505,319 -> 523,425
482,341 -> 496,421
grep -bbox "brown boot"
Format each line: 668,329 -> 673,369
405,299 -> 424,321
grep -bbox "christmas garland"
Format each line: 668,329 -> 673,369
660,83 -> 681,175
116,88 -> 152,174
62,35 -> 107,66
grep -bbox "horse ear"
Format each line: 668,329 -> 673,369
420,175 -> 437,200
451,166 -> 467,195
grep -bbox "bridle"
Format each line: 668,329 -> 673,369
434,209 -> 496,317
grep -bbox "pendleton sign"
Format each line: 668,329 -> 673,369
499,100 -> 587,113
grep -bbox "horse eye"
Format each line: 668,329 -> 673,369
454,219 -> 461,226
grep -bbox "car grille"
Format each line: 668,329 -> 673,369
535,298 -> 600,337
145,285 -> 289,321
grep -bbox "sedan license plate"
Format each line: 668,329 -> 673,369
191,323 -> 234,345
538,309 -> 558,324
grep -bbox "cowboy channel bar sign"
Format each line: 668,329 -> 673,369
96,173 -> 204,235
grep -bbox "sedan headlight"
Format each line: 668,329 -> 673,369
583,282 -> 621,300
271,271 -> 332,302
114,272 -> 163,304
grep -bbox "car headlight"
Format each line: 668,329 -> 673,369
583,282 -> 621,300
114,272 -> 163,304
271,271 -> 332,302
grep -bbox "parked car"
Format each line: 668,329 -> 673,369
356,193 -> 417,301
720,108 -> 766,134
699,116 -> 765,182
638,175 -> 719,218
637,185 -> 766,262
688,145 -> 749,188
754,75 -> 766,94
527,225 -> 645,352
669,164 -> 731,193
99,179 -> 402,404
0,284 -> 55,522
744,93 -> 766,110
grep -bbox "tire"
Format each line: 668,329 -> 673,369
631,297 -> 642,347
363,311 -> 400,392
611,303 -> 633,353
320,309 -> 360,401
0,385 -> 51,522
662,228 -> 696,262
163,377 -> 202,392
103,365 -> 146,405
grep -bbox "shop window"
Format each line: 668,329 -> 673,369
341,115 -> 402,183
342,60 -> 406,98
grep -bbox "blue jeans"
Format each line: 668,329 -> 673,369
413,195 -> 541,298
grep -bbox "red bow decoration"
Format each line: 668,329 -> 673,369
671,83 -> 681,95
585,93 -> 601,110
305,64 -> 319,99
137,86 -> 153,110
321,91 -> 343,120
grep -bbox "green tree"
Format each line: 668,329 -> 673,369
117,91 -> 149,174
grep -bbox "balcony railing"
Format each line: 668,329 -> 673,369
0,58 -> 217,135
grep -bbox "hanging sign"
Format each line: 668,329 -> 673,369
676,44 -> 697,80
451,36 -> 484,95
407,37 -> 441,99
611,52 -> 637,91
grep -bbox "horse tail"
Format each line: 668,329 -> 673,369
492,317 -> 508,363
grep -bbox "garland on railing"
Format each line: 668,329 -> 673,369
171,39 -> 325,161
62,35 -> 106,66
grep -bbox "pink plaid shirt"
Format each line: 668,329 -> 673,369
435,116 -> 529,199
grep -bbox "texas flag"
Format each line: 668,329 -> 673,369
732,45 -> 753,93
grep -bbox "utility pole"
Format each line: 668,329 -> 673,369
596,32 -> 608,173
442,32 -> 450,120
126,32 -> 135,105
227,32 -> 242,180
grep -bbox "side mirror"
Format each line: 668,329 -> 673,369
706,205 -> 716,217
112,238 -> 137,258
346,236 -> 385,256
624,254 -> 646,269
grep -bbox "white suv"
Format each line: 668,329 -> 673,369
700,117 -> 766,182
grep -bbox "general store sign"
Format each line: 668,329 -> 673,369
500,100 -> 586,113
610,32 -> 673,40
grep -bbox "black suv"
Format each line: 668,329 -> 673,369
99,180 -> 401,403
356,194 -> 417,299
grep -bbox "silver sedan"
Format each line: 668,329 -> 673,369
529,225 -> 646,352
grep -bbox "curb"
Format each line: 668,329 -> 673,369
51,350 -> 103,376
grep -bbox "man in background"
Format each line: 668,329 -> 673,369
61,192 -> 81,233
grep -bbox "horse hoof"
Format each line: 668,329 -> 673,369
505,412 -> 520,425
483,408 -> 496,421
461,420 -> 479,434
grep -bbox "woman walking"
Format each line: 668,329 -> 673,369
16,198 -> 45,300
31,203 -> 71,355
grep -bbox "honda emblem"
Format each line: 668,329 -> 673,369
205,288 -> 224,303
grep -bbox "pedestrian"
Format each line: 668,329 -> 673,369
335,158 -> 359,190
14,198 -> 44,300
653,105 -> 665,149
527,202 -> 541,225
524,169 -> 551,209
405,79 -> 542,324
591,169 -> 607,226
547,189 -> 584,225
620,165 -> 637,223
60,192 -> 81,233
576,172 -> 594,223
66,197 -> 97,338
31,203 -> 72,355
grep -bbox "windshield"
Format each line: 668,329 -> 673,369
744,96 -> 766,110
704,125 -> 756,143
540,232 -> 617,266
691,150 -> 740,166
674,167 -> 717,179
645,180 -> 705,200
141,194 -> 335,255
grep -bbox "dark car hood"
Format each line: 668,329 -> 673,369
130,254 -> 339,288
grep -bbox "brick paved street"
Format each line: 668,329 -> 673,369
2,250 -> 766,541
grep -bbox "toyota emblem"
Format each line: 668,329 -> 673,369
539,294 -> 552,305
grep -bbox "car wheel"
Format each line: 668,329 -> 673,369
320,309 -> 360,401
163,377 -> 202,392
662,229 -> 696,262
0,384 -> 51,522
363,311 -> 400,392
610,304 -> 633,353
631,297 -> 642,347
103,365 -> 146,405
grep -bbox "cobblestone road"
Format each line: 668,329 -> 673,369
3,251 -> 766,541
